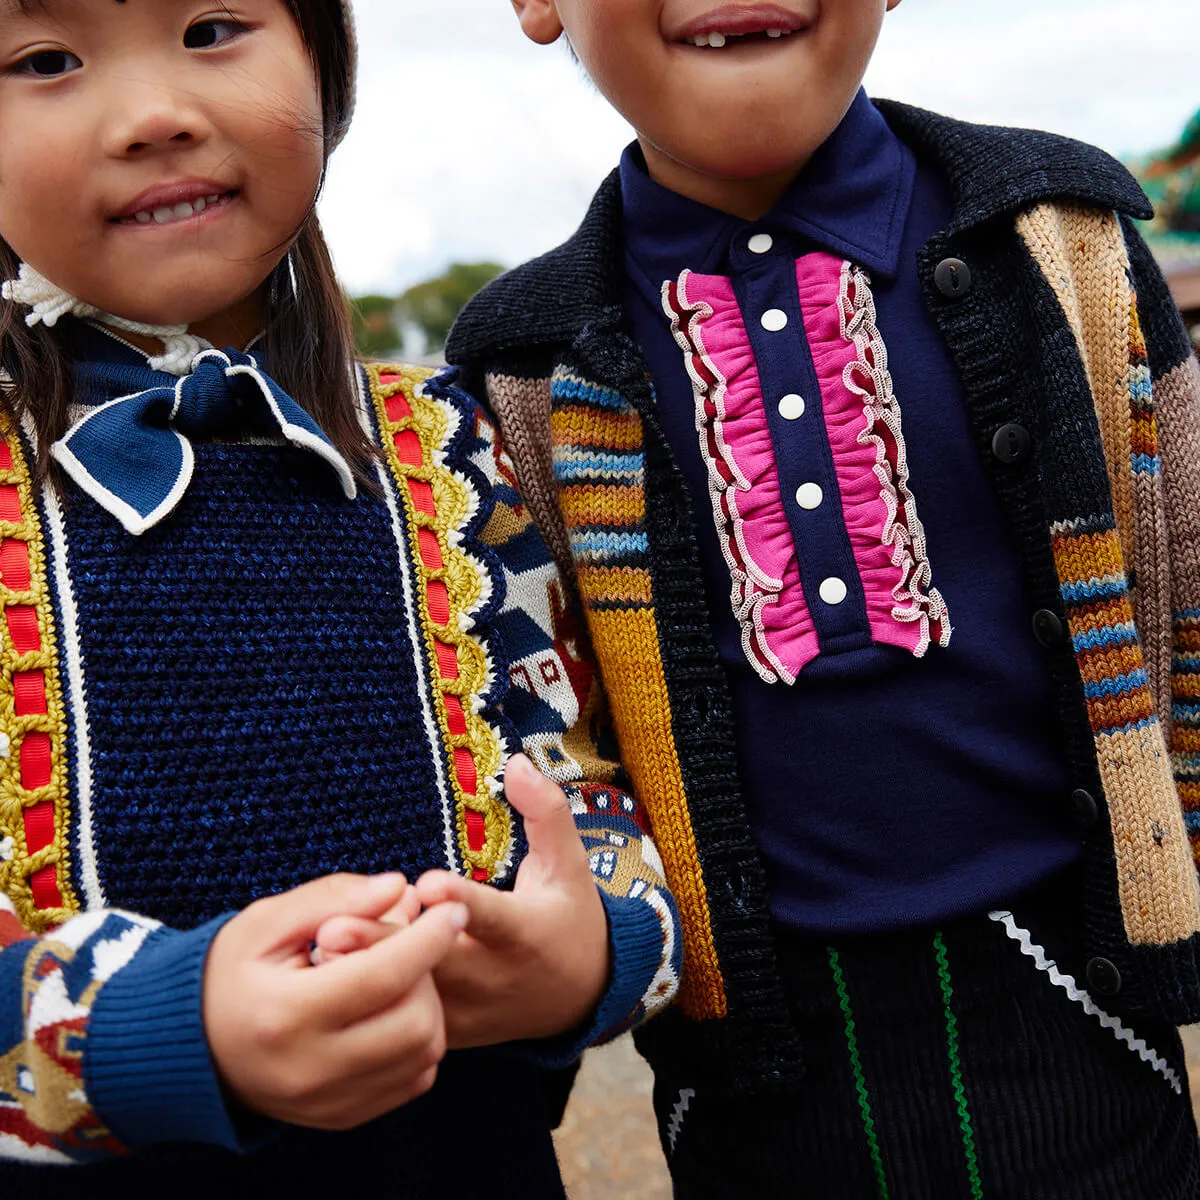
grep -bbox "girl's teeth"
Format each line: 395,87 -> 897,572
205,195 -> 220,205
173,202 -> 193,219
708,32 -> 726,47
192,196 -> 207,214
767,29 -> 784,37
135,211 -> 152,224
152,206 -> 173,224
137,196 -> 224,226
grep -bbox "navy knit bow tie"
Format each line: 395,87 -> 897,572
54,348 -> 356,535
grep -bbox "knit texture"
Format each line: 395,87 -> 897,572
449,100 -> 1200,1088
0,348 -> 681,1166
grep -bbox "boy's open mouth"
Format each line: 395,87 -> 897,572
671,4 -> 813,49
685,28 -> 797,47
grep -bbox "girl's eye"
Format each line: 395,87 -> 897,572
12,49 -> 82,78
183,19 -> 248,50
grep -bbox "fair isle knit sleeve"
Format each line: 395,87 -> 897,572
460,386 -> 683,1058
0,892 -> 240,1163
1120,215 -> 1200,858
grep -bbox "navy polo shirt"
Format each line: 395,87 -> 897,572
620,90 -> 1080,934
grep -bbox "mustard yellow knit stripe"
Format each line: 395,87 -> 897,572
0,417 -> 76,932
587,606 -> 726,1019
366,365 -> 511,882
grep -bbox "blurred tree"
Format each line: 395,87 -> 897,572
351,294 -> 403,360
394,261 -> 506,354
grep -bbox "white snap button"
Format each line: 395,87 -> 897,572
748,233 -> 774,255
819,577 -> 848,606
795,483 -> 823,510
778,393 -> 805,420
761,309 -> 788,332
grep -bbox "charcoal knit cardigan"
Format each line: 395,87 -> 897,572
449,101 -> 1200,1093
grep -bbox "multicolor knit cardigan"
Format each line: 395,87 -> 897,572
449,101 -> 1200,1092
0,355 -> 681,1164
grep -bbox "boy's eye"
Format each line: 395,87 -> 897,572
12,49 -> 82,78
183,19 -> 248,50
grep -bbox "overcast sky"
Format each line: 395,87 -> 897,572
319,0 -> 1200,297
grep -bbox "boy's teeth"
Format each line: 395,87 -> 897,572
135,211 -> 152,224
708,32 -> 726,47
153,206 -> 173,224
690,28 -> 793,47
767,29 -> 784,37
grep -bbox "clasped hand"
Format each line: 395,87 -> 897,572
203,755 -> 610,1130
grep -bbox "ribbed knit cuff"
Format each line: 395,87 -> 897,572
522,887 -> 667,1069
85,914 -> 240,1150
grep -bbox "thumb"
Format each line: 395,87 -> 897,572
245,872 -> 409,958
505,754 -> 588,882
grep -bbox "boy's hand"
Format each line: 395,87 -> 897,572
204,873 -> 467,1130
413,754 -> 610,1048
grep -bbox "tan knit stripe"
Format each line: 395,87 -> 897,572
485,373 -> 575,586
1154,357 -> 1200,616
1093,722 -> 1200,944
1017,206 -> 1136,567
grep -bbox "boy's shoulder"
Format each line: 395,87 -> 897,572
449,102 -> 1152,368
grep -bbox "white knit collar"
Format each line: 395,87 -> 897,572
1,263 -> 210,376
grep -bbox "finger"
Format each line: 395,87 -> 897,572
413,870 -> 522,948
243,873 -> 409,961
504,754 -> 589,880
334,975 -> 447,1078
303,901 -> 469,1026
314,915 -> 397,960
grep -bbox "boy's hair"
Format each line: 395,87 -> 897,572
0,0 -> 368,482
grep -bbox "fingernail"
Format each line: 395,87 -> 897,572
370,872 -> 407,893
448,903 -> 469,931
508,754 -> 536,782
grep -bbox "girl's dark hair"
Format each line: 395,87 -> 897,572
0,0 -> 367,481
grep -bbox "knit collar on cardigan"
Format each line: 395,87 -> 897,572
446,100 -> 1154,367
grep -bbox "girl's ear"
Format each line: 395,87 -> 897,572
510,0 -> 565,46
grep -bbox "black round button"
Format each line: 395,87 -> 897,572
934,257 -> 972,298
992,423 -> 1032,464
1032,608 -> 1066,648
1086,957 -> 1122,996
1070,788 -> 1100,831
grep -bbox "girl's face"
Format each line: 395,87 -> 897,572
0,0 -> 325,334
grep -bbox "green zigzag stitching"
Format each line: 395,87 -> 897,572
828,947 -> 890,1200
933,931 -> 984,1199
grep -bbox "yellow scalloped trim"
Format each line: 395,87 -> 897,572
366,365 -> 511,881
0,414 -> 76,932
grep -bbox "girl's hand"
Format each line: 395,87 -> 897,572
203,874 -> 467,1130
414,754 -> 610,1049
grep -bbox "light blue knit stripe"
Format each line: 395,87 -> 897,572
553,453 -> 645,481
570,531 -> 650,558
1073,622 -> 1137,652
1131,452 -> 1160,475
551,377 -> 628,410
1060,578 -> 1127,604
1083,670 -> 1149,700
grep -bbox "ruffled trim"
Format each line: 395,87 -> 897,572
662,272 -> 794,684
366,364 -> 517,882
838,262 -> 951,655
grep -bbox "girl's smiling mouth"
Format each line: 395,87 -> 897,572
111,181 -> 239,229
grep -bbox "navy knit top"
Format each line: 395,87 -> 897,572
0,321 -> 681,1180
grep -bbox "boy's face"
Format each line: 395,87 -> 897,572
515,0 -> 900,215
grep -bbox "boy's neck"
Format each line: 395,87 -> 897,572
638,138 -> 808,221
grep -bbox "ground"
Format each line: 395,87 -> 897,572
555,1027 -> 1200,1198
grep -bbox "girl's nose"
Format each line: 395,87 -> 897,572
103,84 -> 212,158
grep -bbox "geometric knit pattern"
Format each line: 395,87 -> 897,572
0,357 -> 681,1164
1018,203 -> 1200,947
0,900 -> 158,1163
